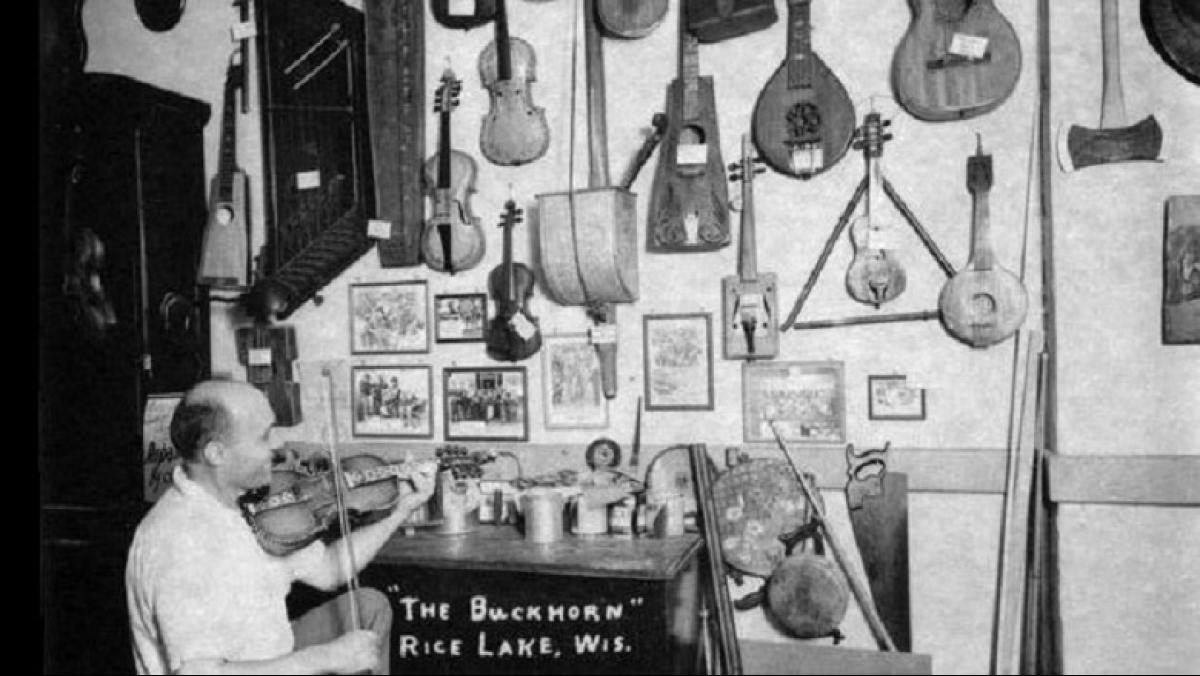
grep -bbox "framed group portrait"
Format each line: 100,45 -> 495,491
443,367 -> 529,442
349,281 -> 429,354
742,361 -> 845,443
351,365 -> 434,438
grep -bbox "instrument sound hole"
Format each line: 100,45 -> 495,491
680,125 -> 706,145
970,292 -> 997,315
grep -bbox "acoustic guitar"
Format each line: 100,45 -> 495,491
647,8 -> 730,252
721,134 -> 778,359
479,0 -> 550,166
751,0 -> 855,180
891,0 -> 1022,122
938,138 -> 1027,347
486,199 -> 543,362
197,49 -> 251,289
1142,0 -> 1200,86
431,0 -> 497,31
845,113 -> 907,307
596,0 -> 668,39
420,69 -> 486,275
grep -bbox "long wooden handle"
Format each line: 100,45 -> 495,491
323,368 -> 362,632
1098,0 -> 1127,128
583,0 -> 611,187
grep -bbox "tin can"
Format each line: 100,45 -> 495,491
608,496 -> 636,536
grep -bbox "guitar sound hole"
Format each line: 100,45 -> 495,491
969,292 -> 997,315
680,125 -> 705,145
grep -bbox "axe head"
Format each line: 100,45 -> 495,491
1057,115 -> 1164,172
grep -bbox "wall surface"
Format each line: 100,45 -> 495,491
81,0 -> 1199,673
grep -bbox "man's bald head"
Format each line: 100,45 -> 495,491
170,381 -> 270,463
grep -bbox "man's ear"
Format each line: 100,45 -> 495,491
201,438 -> 228,466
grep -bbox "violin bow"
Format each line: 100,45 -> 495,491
323,367 -> 362,631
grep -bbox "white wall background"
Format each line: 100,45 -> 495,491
82,0 -> 1200,672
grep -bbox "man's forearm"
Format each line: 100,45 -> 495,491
320,491 -> 429,588
174,644 -> 335,675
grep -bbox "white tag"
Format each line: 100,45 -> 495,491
509,314 -> 537,341
741,293 -> 762,310
231,21 -> 257,41
949,33 -> 989,60
677,143 -> 707,166
589,324 -> 618,345
296,170 -> 321,190
448,0 -> 475,15
790,146 -> 824,176
683,212 -> 699,244
248,347 -> 273,366
367,219 -> 393,239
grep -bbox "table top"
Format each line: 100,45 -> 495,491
374,523 -> 702,581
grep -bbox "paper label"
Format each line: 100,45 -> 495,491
509,313 -> 537,341
143,394 -> 182,503
248,347 -> 273,366
677,143 -> 707,166
367,219 -> 393,239
296,170 -> 321,190
683,212 -> 699,244
949,33 -> 989,60
231,21 -> 257,41
740,293 -> 763,310
589,324 -> 618,345
448,0 -> 475,15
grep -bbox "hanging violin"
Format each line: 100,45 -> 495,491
478,0 -> 550,166
486,199 -> 542,362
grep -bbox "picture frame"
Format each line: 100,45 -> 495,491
349,281 -> 429,354
351,365 -> 434,438
867,375 -> 926,421
742,361 -> 846,443
643,313 -> 714,411
542,333 -> 608,429
434,293 -> 488,343
443,367 -> 529,441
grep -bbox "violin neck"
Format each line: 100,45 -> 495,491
495,0 -> 512,81
503,222 -> 515,305
437,109 -> 452,189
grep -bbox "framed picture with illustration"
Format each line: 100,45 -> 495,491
542,334 -> 608,428
868,375 -> 926,421
643,313 -> 714,411
742,361 -> 845,443
443,367 -> 529,441
351,365 -> 434,438
434,293 -> 488,343
349,281 -> 429,354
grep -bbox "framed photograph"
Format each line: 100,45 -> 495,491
643,313 -> 714,411
444,367 -> 529,441
434,293 -> 488,343
351,366 -> 434,438
743,361 -> 845,443
542,334 -> 608,428
349,281 -> 429,354
868,375 -> 926,421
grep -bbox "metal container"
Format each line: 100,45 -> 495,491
521,490 -> 565,543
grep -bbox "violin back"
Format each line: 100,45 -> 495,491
686,0 -> 778,43
478,37 -> 550,166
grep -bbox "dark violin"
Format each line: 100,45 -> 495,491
235,324 -> 302,427
478,0 -> 549,166
487,199 -> 542,362
241,454 -> 437,556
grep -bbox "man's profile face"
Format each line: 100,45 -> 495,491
223,388 -> 277,491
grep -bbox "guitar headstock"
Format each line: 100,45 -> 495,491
433,68 -> 462,114
728,134 -> 767,184
851,112 -> 892,159
497,199 -> 524,230
966,134 -> 993,195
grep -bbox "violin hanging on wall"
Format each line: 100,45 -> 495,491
235,324 -> 302,426
421,68 -> 486,275
486,199 -> 543,362
478,0 -> 550,166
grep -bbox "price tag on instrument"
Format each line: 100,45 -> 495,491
448,0 -> 475,15
677,143 -> 707,167
231,21 -> 257,41
741,293 -> 763,310
248,347 -> 273,366
589,324 -> 618,345
295,170 -> 321,190
509,313 -> 537,341
367,219 -> 394,239
683,213 -> 699,244
949,33 -> 989,60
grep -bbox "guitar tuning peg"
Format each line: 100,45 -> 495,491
883,133 -> 893,142
727,162 -> 739,172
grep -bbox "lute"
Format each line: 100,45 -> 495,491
751,0 -> 856,179
198,48 -> 251,289
938,137 -> 1027,347
647,7 -> 730,252
486,199 -> 543,362
891,0 -> 1022,122
722,133 -> 778,359
479,0 -> 550,166
421,68 -> 486,275
845,112 -> 907,307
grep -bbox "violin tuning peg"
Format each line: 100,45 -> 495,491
754,167 -> 767,175
727,162 -> 739,172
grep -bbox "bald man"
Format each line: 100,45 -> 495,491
125,380 -> 435,675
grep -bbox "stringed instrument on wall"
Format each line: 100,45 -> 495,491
751,0 -> 856,180
891,0 -> 1022,122
486,199 -> 542,362
845,112 -> 907,307
722,134 -> 778,359
479,0 -> 550,166
421,69 -> 486,275
687,0 -> 778,44
431,0 -> 497,31
596,0 -> 668,39
236,324 -> 302,426
647,7 -> 730,253
938,137 -> 1027,347
1142,0 -> 1200,86
197,48 -> 251,289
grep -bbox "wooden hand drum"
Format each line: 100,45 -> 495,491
712,459 -> 823,577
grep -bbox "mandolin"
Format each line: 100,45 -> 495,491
647,6 -> 730,252
845,112 -> 907,307
938,138 -> 1027,347
421,68 -> 486,275
431,0 -> 497,31
479,0 -> 550,166
687,0 -> 778,44
722,133 -> 778,359
596,0 -> 668,39
1142,0 -> 1200,86
891,0 -> 1022,122
751,0 -> 856,180
197,49 -> 250,289
486,199 -> 543,362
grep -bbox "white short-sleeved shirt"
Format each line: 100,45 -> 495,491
125,466 -> 326,675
